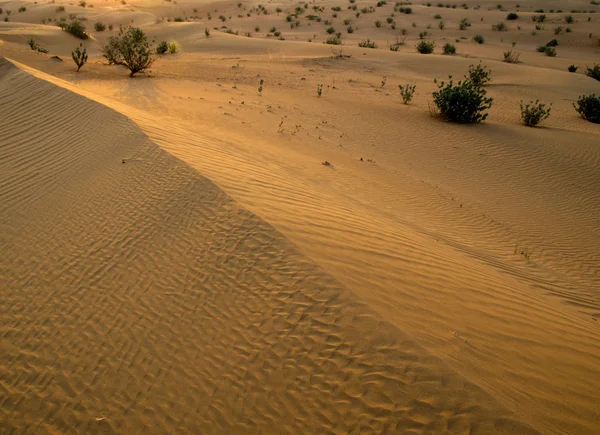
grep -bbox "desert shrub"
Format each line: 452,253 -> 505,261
432,76 -> 493,123
473,34 -> 485,44
0,7 -> 3,14
546,39 -> 559,47
520,100 -> 552,126
28,39 -> 49,53
94,21 -> 106,31
504,46 -> 520,63
399,84 -> 416,104
536,45 -> 547,52
168,42 -> 178,53
72,43 -> 88,71
565,15 -> 574,23
326,26 -> 336,34
574,94 -> 600,123
156,41 -> 168,54
400,7 -> 412,13
416,40 -> 435,53
532,14 -> 546,22
506,12 -> 518,20
568,64 -> 578,72
468,62 -> 492,86
375,20 -> 382,27
459,17 -> 471,30
60,20 -> 90,39
585,64 -> 600,81
443,43 -> 456,54
554,26 -> 563,34
325,36 -> 342,44
102,26 -> 155,77
544,46 -> 557,56
219,15 -> 226,21
18,6 -> 26,13
492,22 -> 507,31
347,26 -> 354,33
358,39 -> 378,48
419,31 -> 430,39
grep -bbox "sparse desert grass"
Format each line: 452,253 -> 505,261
520,100 -> 552,126
156,41 -> 168,54
574,94 -> 600,123
94,22 -> 106,32
28,39 -> 49,53
102,26 -> 155,77
504,43 -> 520,63
473,34 -> 485,44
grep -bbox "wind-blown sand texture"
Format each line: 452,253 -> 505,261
1,0 -> 600,433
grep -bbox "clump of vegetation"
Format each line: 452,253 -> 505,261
205,27 -> 210,37
325,36 -> 342,44
358,39 -> 378,48
544,46 -> 557,56
72,43 -> 88,72
568,64 -> 578,72
326,26 -> 336,34
565,15 -> 575,23
554,26 -> 563,34
546,39 -> 559,47
399,83 -> 416,104
573,94 -> 600,123
520,100 -> 552,126
156,41 -> 168,54
503,42 -> 520,63
94,21 -> 106,32
473,34 -> 484,44
506,12 -> 518,20
443,43 -> 456,54
416,40 -> 435,53
60,20 -> 90,40
468,62 -> 492,86
432,76 -> 493,123
56,6 -> 65,12
101,26 -> 155,77
258,79 -> 264,95
492,22 -> 507,31
586,64 -> 600,81
532,14 -> 546,23
28,39 -> 49,53
459,17 -> 471,30
168,42 -> 179,54
317,84 -> 323,97
375,20 -> 382,27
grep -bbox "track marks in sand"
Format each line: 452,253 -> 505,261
0,59 -> 537,434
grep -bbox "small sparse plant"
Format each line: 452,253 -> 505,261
156,41 -> 168,54
473,34 -> 485,44
459,17 -> 471,30
568,64 -> 578,72
468,62 -> 492,86
544,46 -> 557,56
398,83 -> 416,104
432,76 -> 493,123
56,6 -> 65,12
317,84 -> 323,96
72,43 -> 88,71
358,39 -> 378,48
18,6 -> 27,13
416,40 -> 435,53
520,100 -> 552,126
205,27 -> 210,37
258,79 -> 264,95
94,21 -> 106,32
573,94 -> 600,123
375,20 -> 382,27
168,42 -> 178,54
60,20 -> 90,40
492,22 -> 507,31
101,26 -> 155,77
554,26 -> 563,34
443,43 -> 456,54
325,36 -> 342,44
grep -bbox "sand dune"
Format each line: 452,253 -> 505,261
2,0 -> 600,433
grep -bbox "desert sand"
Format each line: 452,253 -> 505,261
1,0 -> 599,433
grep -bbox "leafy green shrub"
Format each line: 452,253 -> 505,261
546,39 -> 559,47
544,46 -> 557,56
585,64 -> 600,81
568,64 -> 578,72
506,12 -> 518,20
94,21 -> 106,31
375,20 -> 382,27
554,26 -> 563,34
60,20 -> 90,39
326,26 -> 336,34
205,27 -> 210,37
468,62 -> 492,86
18,6 -> 26,12
536,45 -> 547,52
156,41 -> 168,54
443,43 -> 456,54
503,45 -> 520,63
325,36 -> 342,44
573,94 -> 600,123
432,76 -> 493,123
473,34 -> 484,44
416,40 -> 435,53
358,39 -> 378,48
398,84 -> 416,104
72,43 -> 88,71
101,26 -> 155,77
520,100 -> 552,126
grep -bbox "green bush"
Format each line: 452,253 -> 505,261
520,100 -> 552,126
468,62 -> 492,86
442,43 -> 456,54
326,26 -> 336,34
568,64 -> 578,72
546,39 -> 559,47
432,76 -> 493,123
473,34 -> 484,44
416,40 -> 435,53
375,20 -> 382,27
358,39 -> 378,48
532,14 -> 546,22
325,36 -> 342,44
585,64 -> 600,81
101,26 -> 155,77
544,46 -> 557,56
94,21 -> 106,31
506,12 -> 518,20
398,84 -> 416,104
573,94 -> 600,123
156,41 -> 168,54
60,20 -> 90,40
